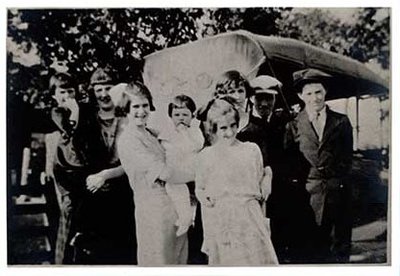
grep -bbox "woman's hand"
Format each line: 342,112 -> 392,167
260,166 -> 273,201
86,173 -> 106,193
64,98 -> 79,127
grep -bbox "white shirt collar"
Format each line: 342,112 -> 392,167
252,109 -> 272,122
306,105 -> 327,141
306,105 -> 327,122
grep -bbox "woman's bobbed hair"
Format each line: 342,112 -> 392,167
49,72 -> 78,95
213,70 -> 253,99
116,81 -> 155,117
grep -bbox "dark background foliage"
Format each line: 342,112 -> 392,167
7,8 -> 389,110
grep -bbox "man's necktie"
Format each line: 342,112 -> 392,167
313,112 -> 324,140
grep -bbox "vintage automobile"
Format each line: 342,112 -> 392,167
143,29 -> 390,228
142,29 -> 388,130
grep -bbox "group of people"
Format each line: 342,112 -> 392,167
45,65 -> 353,266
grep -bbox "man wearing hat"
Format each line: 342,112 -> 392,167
288,68 -> 353,263
237,75 -> 303,263
238,75 -> 286,166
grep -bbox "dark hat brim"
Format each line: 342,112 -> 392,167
293,76 -> 332,91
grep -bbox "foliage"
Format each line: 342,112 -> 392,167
349,8 -> 390,69
7,8 -> 205,109
7,8 -> 389,110
277,8 -> 390,69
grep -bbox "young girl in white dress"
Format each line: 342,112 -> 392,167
195,98 -> 278,265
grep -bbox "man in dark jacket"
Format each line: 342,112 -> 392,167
287,68 -> 353,263
237,75 -> 305,263
237,75 -> 286,168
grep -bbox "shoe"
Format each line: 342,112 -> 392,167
70,232 -> 84,247
70,232 -> 93,257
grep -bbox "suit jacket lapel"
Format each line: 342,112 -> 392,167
298,110 -> 319,146
319,107 -> 340,148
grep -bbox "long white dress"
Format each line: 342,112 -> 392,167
195,141 -> 278,265
117,125 -> 188,266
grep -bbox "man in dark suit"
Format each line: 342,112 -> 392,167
288,68 -> 353,263
237,75 -> 305,263
237,75 -> 287,167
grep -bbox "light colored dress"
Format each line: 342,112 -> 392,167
117,125 -> 188,266
195,141 -> 278,265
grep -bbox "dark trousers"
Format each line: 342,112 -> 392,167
53,168 -> 87,264
267,180 -> 316,263
187,182 -> 208,264
311,187 -> 353,263
187,203 -> 208,264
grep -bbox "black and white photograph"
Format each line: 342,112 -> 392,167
3,2 -> 397,274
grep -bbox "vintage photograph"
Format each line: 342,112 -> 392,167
6,7 -> 390,266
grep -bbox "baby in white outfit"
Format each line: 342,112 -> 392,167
159,95 -> 204,236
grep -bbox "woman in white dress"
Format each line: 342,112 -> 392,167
95,81 -> 188,265
195,98 -> 278,265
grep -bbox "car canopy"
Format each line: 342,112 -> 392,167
143,30 -> 389,129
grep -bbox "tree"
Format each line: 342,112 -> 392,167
277,8 -> 390,69
349,8 -> 389,69
7,8 -> 208,110
7,8 -> 389,111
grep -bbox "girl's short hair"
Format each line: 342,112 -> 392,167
206,98 -> 240,136
117,81 -> 155,117
214,70 -> 253,99
49,72 -> 77,95
168,94 -> 197,117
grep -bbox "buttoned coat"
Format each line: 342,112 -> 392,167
287,107 -> 353,225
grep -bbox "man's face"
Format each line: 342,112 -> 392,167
54,86 -> 76,107
254,93 -> 275,119
93,84 -> 114,111
299,83 -> 327,113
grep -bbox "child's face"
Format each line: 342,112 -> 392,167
93,84 -> 114,111
54,86 -> 76,107
128,95 -> 150,127
215,115 -> 238,146
171,107 -> 193,128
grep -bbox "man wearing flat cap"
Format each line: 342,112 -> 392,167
237,75 -> 302,262
287,68 -> 353,263
238,75 -> 286,166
